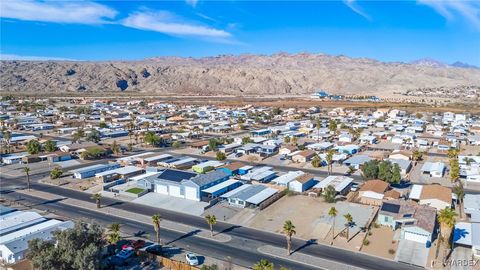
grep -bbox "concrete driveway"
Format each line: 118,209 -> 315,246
133,192 -> 208,216
395,239 -> 429,267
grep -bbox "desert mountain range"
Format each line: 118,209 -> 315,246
1,53 -> 479,97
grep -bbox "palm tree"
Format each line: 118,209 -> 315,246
316,118 -> 321,142
253,259 -> 274,270
205,215 -> 217,237
3,130 -> 11,153
326,149 -> 335,175
23,167 -> 31,192
412,150 -> 423,165
107,231 -> 121,245
90,193 -> 102,208
282,220 -> 296,255
328,207 -> 338,245
108,223 -> 121,233
152,214 -> 162,244
343,213 -> 353,241
453,182 -> 465,219
437,208 -> 457,249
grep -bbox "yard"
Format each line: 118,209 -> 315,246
243,195 -> 334,241
361,225 -> 398,259
126,187 -> 145,194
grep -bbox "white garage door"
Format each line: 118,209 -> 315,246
184,186 -> 199,201
155,184 -> 168,195
404,231 -> 429,243
169,185 -> 183,198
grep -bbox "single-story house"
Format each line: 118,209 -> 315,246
313,175 -> 354,195
95,166 -> 144,183
358,179 -> 389,206
378,200 -> 437,245
192,160 -> 224,174
409,184 -> 452,211
271,171 -> 305,187
463,194 -> 480,217
343,155 -> 373,169
387,158 -> 412,175
221,184 -> 278,208
288,173 -> 316,192
218,162 -> 245,176
420,162 -> 445,177
292,150 -> 317,163
389,150 -> 412,161
70,163 -> 121,179
46,151 -> 72,163
279,145 -> 297,155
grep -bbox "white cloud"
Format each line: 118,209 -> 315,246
0,53 -> 77,61
344,0 -> 372,21
0,1 -> 233,40
122,11 -> 231,38
186,0 -> 199,8
418,0 -> 480,30
0,0 -> 117,24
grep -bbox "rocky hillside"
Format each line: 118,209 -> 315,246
1,53 -> 479,97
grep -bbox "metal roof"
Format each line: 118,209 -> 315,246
202,179 -> 241,194
272,171 -> 304,185
0,211 -> 45,236
189,170 -> 229,187
70,163 -> 120,174
95,166 -> 142,177
409,185 -> 423,200
314,176 -> 353,192
228,185 -> 266,201
246,187 -> 278,205
221,184 -> 251,199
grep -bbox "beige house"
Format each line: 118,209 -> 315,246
358,179 -> 389,206
292,150 -> 317,163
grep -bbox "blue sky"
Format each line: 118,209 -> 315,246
1,0 -> 479,65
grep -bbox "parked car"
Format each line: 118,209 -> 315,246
116,247 -> 135,260
185,252 -> 199,266
350,183 -> 359,192
145,244 -> 163,256
131,239 -> 146,250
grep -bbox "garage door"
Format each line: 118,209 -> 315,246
169,185 -> 183,198
184,186 -> 199,201
155,184 -> 168,195
404,231 -> 429,243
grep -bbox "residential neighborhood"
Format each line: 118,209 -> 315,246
1,96 -> 480,269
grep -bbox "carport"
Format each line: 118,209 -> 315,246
202,179 -> 242,197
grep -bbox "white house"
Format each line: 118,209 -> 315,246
420,162 -> 445,177
288,173 -> 316,192
409,184 -> 452,211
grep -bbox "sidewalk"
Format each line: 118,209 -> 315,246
258,245 -> 365,270
14,189 -> 231,243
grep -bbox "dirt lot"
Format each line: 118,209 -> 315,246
361,226 -> 398,259
244,195 -> 333,241
42,176 -> 103,191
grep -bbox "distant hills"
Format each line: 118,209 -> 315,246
409,58 -> 478,69
1,53 -> 479,97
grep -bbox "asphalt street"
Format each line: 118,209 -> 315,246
0,173 -> 420,270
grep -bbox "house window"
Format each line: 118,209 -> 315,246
384,216 -> 388,222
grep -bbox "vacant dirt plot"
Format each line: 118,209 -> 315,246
245,195 -> 333,241
361,226 -> 398,259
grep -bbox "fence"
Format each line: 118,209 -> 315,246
258,189 -> 286,210
157,256 -> 200,270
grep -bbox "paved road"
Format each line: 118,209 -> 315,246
0,174 -> 418,270
164,151 -> 364,181
1,191 -> 320,270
